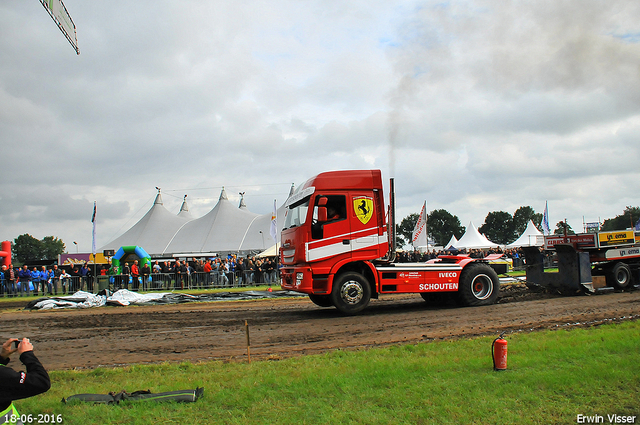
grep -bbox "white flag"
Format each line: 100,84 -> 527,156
542,201 -> 550,235
270,199 -> 278,242
412,201 -> 428,248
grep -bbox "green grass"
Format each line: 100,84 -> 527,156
14,321 -> 640,424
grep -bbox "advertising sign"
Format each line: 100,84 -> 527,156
598,230 -> 635,248
544,234 -> 597,250
59,253 -> 109,266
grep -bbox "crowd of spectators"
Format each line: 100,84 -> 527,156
106,255 -> 279,291
394,247 -> 529,268
0,263 -> 93,297
0,254 -> 280,297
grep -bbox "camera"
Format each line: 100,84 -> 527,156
13,340 -> 19,349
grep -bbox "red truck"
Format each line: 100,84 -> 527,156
279,170 -> 501,314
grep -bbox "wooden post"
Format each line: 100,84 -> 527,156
245,320 -> 251,363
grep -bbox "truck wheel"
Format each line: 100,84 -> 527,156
309,294 -> 333,307
607,262 -> 633,290
457,263 -> 500,306
331,272 -> 371,315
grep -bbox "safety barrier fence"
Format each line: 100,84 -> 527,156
0,271 -> 280,298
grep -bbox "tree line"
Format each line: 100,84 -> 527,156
396,206 -> 640,247
7,234 -> 65,265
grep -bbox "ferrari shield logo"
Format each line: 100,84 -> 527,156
353,197 -> 373,225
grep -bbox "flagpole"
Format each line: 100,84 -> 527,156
92,201 -> 96,292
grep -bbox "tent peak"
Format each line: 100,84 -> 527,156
219,187 -> 228,201
154,187 -> 163,205
180,195 -> 189,212
238,192 -> 247,209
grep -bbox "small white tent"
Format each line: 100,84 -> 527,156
455,222 -> 499,249
444,235 -> 458,250
507,220 -> 544,247
257,242 -> 280,257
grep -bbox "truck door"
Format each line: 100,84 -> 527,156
308,194 -> 351,262
350,191 -> 385,260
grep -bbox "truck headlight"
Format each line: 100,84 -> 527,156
296,272 -> 304,286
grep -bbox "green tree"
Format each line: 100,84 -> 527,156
479,211 -> 515,245
13,234 -> 42,264
396,213 -> 419,247
41,236 -> 65,260
601,206 -> 640,231
553,221 -> 575,235
13,234 -> 66,264
512,206 -> 543,235
428,209 -> 464,246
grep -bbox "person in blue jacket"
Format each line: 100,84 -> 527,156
39,267 -> 51,295
30,267 -> 41,297
17,266 -> 31,296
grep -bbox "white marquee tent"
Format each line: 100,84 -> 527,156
507,220 -> 544,248
101,187 -> 291,257
455,222 -> 499,249
101,192 -> 192,255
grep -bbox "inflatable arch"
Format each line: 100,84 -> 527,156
0,241 -> 11,267
110,245 -> 151,273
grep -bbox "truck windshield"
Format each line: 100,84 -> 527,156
284,196 -> 310,229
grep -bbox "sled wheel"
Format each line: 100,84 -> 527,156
309,294 -> 334,307
607,262 -> 633,290
457,263 -> 500,306
331,272 -> 371,315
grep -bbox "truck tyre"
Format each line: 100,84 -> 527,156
607,262 -> 633,290
309,294 -> 333,307
331,272 -> 371,315
457,263 -> 500,306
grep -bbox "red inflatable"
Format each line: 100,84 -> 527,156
0,241 -> 11,267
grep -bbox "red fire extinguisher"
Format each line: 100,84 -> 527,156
492,332 -> 508,371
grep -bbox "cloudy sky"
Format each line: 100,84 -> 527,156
1,0 -> 639,253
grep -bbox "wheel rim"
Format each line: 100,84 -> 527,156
340,281 -> 364,305
616,269 -> 629,285
471,274 -> 493,300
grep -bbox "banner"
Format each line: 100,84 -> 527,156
39,0 -> 79,54
411,201 -> 428,248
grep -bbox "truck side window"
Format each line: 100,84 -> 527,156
311,195 -> 346,239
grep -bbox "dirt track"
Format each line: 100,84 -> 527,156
1,285 -> 639,370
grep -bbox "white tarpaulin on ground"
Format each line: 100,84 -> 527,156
26,289 -> 304,310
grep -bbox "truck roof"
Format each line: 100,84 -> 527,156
300,169 -> 383,192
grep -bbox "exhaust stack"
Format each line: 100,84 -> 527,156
386,178 -> 397,262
